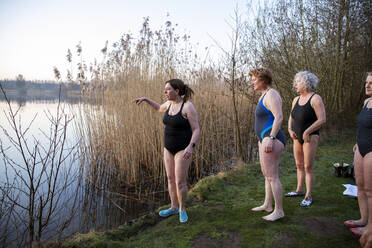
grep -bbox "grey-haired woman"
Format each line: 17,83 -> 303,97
285,71 -> 326,207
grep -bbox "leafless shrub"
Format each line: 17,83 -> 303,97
0,83 -> 83,247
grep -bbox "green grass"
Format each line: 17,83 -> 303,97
50,135 -> 360,248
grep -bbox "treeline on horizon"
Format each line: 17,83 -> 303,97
0,78 -> 81,91
0,74 -> 83,103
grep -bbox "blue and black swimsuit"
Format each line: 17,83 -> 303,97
254,91 -> 286,146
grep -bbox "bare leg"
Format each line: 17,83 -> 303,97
259,138 -> 285,221
252,141 -> 274,212
174,150 -> 192,211
349,146 -> 368,226
164,148 -> 178,210
302,135 -> 319,199
293,140 -> 305,193
252,178 -> 273,212
361,151 -> 372,231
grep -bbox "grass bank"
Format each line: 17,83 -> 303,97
51,134 -> 360,248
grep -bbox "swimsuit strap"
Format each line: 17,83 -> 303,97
167,102 -> 185,115
364,99 -> 371,108
166,103 -> 171,113
295,96 -> 300,105
179,101 -> 185,113
297,93 -> 316,105
259,89 -> 270,103
308,93 -> 316,103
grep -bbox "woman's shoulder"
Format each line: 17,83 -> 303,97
183,100 -> 194,107
159,100 -> 171,112
183,101 -> 196,112
266,88 -> 282,100
310,93 -> 324,104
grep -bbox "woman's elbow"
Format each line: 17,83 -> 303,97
276,115 -> 283,124
194,127 -> 200,135
321,115 -> 326,125
192,127 -> 200,136
318,117 -> 326,126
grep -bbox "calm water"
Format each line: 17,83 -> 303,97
0,99 -> 166,247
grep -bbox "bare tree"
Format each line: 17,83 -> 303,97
0,81 -> 82,247
214,8 -> 247,161
243,0 -> 372,123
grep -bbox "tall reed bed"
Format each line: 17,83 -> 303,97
73,18 -> 257,198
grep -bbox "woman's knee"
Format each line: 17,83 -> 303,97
167,176 -> 176,185
176,179 -> 187,190
304,164 -> 313,173
358,185 -> 366,195
356,177 -> 365,189
295,161 -> 304,170
266,176 -> 279,183
363,187 -> 372,198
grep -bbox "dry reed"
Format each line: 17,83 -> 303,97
72,18 -> 257,199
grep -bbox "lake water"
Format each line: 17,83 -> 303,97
0,99 -> 167,247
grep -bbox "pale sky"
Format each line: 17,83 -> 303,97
0,0 -> 249,81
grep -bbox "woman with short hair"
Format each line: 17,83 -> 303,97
250,67 -> 286,221
286,71 -> 326,207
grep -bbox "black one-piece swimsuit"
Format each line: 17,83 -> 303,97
357,100 -> 372,157
291,94 -> 320,144
163,102 -> 192,155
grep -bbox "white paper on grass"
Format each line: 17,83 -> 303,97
343,184 -> 357,198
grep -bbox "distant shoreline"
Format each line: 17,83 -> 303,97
0,80 -> 82,103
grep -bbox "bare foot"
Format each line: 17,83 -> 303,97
350,226 -> 366,237
262,210 -> 284,221
251,205 -> 273,212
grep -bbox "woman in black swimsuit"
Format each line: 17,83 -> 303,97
133,79 -> 200,223
346,72 -> 372,241
286,71 -> 326,207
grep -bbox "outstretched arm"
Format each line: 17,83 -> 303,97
133,97 -> 168,113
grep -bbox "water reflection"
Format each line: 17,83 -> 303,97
0,98 -> 167,247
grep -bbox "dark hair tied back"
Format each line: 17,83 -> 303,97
166,79 -> 194,102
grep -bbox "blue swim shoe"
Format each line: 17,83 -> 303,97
159,208 -> 179,217
179,210 -> 188,223
300,197 -> 313,207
